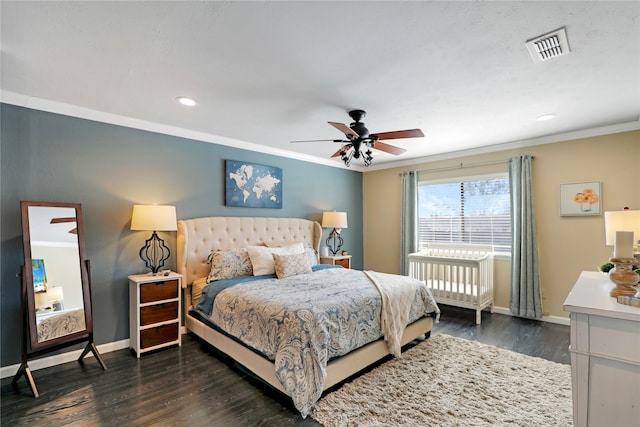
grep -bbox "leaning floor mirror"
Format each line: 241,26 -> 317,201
13,201 -> 106,397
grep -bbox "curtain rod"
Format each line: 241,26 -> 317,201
399,156 -> 535,175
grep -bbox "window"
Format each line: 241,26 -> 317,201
418,175 -> 511,253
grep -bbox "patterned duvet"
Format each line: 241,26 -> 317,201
195,266 -> 439,417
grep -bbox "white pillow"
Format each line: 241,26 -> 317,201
247,243 -> 304,275
264,241 -> 317,266
304,247 -> 319,266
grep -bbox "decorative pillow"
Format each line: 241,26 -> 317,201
273,252 -> 312,279
206,248 -> 253,283
247,243 -> 304,276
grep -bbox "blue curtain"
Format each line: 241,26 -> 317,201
400,170 -> 418,275
509,155 -> 543,318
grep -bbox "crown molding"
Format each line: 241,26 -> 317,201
365,120 -> 640,171
0,91 -> 363,171
3,90 -> 635,174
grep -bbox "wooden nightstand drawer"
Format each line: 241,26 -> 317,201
140,301 -> 178,326
140,323 -> 179,349
335,258 -> 350,268
140,279 -> 179,303
320,255 -> 351,269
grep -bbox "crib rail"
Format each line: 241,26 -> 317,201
409,243 -> 494,324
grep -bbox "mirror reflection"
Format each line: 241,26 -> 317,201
27,206 -> 86,342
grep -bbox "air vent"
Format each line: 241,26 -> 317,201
526,27 -> 570,64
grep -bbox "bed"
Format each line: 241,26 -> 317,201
36,308 -> 86,342
177,216 -> 439,417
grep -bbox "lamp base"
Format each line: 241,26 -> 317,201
326,228 -> 344,255
139,231 -> 171,274
608,257 -> 639,297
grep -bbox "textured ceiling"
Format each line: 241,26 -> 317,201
2,1 -> 639,170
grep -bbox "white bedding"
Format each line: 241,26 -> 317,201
365,270 -> 428,357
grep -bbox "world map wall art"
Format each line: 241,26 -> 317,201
225,160 -> 283,208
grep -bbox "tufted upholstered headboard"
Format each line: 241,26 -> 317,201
176,217 -> 322,286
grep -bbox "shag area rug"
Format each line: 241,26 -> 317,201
311,334 -> 572,427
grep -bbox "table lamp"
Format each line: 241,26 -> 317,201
131,205 -> 177,274
603,208 -> 640,297
604,208 -> 640,256
322,211 -> 348,255
47,286 -> 64,311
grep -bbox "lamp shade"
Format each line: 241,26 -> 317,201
34,292 -> 48,309
47,286 -> 64,302
604,210 -> 640,246
322,211 -> 348,229
131,205 -> 177,231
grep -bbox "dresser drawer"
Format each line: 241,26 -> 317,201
140,301 -> 178,326
140,323 -> 179,349
140,279 -> 179,303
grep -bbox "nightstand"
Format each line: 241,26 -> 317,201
129,272 -> 182,357
320,255 -> 351,269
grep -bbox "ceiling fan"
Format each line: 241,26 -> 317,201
50,216 -> 77,234
291,109 -> 424,167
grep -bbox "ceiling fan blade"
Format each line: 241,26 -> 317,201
68,227 -> 78,235
371,140 -> 406,155
290,139 -> 344,143
50,217 -> 76,224
328,121 -> 359,138
331,145 -> 351,158
371,129 -> 424,140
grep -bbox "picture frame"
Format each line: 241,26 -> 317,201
559,181 -> 602,216
225,160 -> 283,208
32,259 -> 47,292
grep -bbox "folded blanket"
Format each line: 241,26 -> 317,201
364,270 -> 420,357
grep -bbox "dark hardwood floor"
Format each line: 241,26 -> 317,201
1,306 -> 570,427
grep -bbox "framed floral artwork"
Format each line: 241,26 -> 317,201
559,181 -> 601,216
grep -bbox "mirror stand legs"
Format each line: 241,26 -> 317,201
12,341 -> 106,398
78,341 -> 107,371
12,361 -> 39,398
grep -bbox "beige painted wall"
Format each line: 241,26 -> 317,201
363,130 -> 640,319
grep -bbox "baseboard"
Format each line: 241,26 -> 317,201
0,339 -> 130,380
491,305 -> 570,326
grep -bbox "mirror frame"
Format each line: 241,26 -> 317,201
20,201 -> 93,350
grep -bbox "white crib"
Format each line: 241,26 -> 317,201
409,243 -> 494,324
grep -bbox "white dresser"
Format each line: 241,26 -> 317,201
563,271 -> 640,427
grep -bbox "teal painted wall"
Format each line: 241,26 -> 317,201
0,104 -> 363,367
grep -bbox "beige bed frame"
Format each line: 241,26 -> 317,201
176,216 -> 433,396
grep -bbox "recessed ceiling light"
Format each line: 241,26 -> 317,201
536,114 -> 555,121
176,96 -> 198,107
